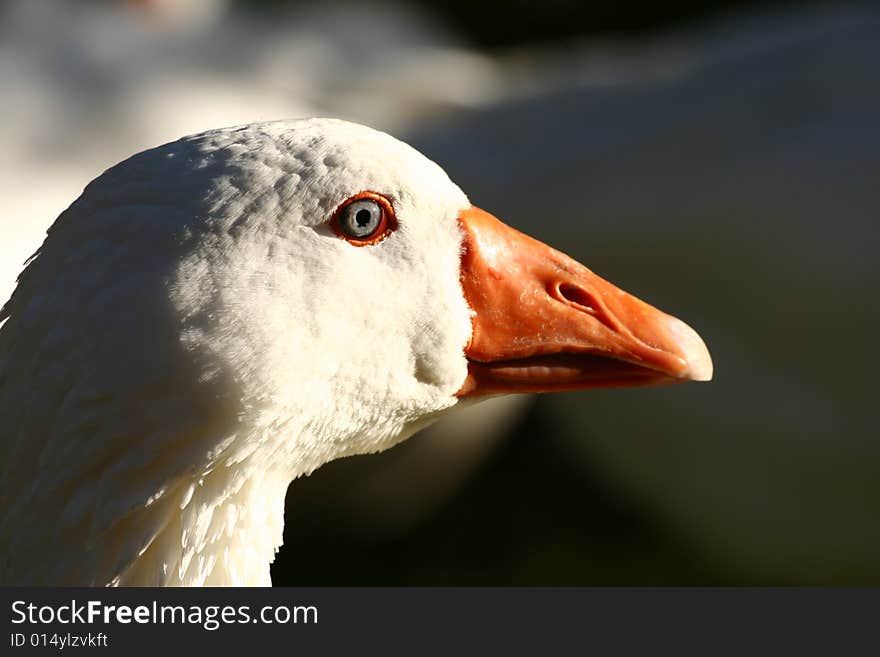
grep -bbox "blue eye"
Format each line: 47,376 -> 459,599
340,199 -> 382,238
332,192 -> 396,246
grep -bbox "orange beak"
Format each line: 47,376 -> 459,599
456,206 -> 713,397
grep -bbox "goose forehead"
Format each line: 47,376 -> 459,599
274,118 -> 451,181
200,119 -> 469,224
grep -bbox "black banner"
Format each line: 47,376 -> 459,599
2,588 -> 877,655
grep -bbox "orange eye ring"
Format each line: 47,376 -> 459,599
330,191 -> 397,246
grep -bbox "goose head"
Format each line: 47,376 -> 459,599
0,118 -> 711,586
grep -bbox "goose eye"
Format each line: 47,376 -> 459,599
341,200 -> 381,237
331,192 -> 396,246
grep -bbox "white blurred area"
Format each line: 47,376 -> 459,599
3,0 -> 880,583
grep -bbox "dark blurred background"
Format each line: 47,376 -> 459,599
2,0 -> 878,584
245,0 -> 823,47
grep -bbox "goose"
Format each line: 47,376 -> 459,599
0,118 -> 711,586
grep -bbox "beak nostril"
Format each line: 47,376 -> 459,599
556,283 -> 598,313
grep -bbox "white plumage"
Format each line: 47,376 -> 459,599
0,118 -> 710,586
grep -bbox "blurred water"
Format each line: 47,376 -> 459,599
2,0 -> 878,583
